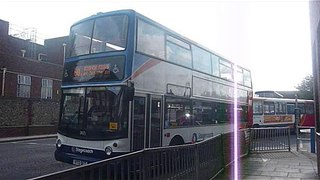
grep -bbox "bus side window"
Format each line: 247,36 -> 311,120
253,101 -> 263,115
287,103 -> 295,114
165,97 -> 191,128
275,102 -> 286,114
298,103 -> 306,114
241,106 -> 248,122
263,101 -> 275,115
217,103 -> 228,123
305,103 -> 314,114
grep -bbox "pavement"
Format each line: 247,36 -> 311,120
215,150 -> 319,180
0,134 -> 57,143
0,134 -> 318,180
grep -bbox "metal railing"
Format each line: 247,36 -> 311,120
296,126 -> 316,152
249,127 -> 291,152
30,130 -> 249,180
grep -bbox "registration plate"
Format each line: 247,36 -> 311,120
72,159 -> 88,166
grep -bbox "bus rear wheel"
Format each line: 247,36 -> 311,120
169,136 -> 184,146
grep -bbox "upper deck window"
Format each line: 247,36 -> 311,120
69,20 -> 94,57
219,59 -> 233,81
243,69 -> 252,87
137,19 -> 165,59
211,54 -> 220,77
166,35 -> 192,68
69,15 -> 128,57
192,45 -> 211,74
236,67 -> 244,85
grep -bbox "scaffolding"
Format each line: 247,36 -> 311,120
8,23 -> 45,45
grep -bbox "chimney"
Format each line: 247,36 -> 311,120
0,19 -> 9,37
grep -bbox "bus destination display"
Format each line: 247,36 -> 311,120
73,64 -> 110,78
63,56 -> 125,83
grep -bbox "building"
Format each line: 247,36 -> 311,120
0,19 -> 67,137
309,1 -> 320,177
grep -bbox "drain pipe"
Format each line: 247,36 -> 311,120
62,43 -> 67,63
1,67 -> 6,96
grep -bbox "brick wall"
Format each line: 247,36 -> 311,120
0,97 -> 27,126
0,97 -> 59,137
32,100 -> 60,125
44,36 -> 68,65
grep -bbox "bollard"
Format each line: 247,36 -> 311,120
311,128 -> 315,153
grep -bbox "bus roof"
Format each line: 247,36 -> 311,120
70,9 -> 251,72
253,96 -> 314,103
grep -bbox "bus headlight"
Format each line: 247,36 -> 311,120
56,139 -> 62,148
105,146 -> 113,156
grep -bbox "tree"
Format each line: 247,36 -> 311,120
295,75 -> 314,100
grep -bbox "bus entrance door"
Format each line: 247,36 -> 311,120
132,96 -> 146,151
148,96 -> 162,148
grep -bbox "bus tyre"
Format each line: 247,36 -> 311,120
253,124 -> 260,128
169,136 -> 184,146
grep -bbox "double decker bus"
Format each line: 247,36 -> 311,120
253,97 -> 315,128
55,9 -> 253,165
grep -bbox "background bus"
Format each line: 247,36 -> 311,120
55,9 -> 253,165
253,97 -> 315,128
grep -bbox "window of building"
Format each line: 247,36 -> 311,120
41,79 -> 53,99
137,19 -> 165,59
192,45 -> 211,74
17,75 -> 31,98
166,35 -> 192,68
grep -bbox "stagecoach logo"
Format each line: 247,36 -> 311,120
71,146 -> 94,154
80,130 -> 86,136
112,64 -> 119,74
64,70 -> 69,77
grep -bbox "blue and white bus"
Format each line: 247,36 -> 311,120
55,9 -> 253,165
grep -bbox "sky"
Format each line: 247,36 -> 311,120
0,0 -> 312,92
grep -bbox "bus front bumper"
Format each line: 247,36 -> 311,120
55,148 -> 126,165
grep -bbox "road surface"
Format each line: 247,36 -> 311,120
0,137 -> 74,180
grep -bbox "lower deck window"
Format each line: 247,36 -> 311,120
164,97 -> 248,128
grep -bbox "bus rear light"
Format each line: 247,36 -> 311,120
105,146 -> 113,156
